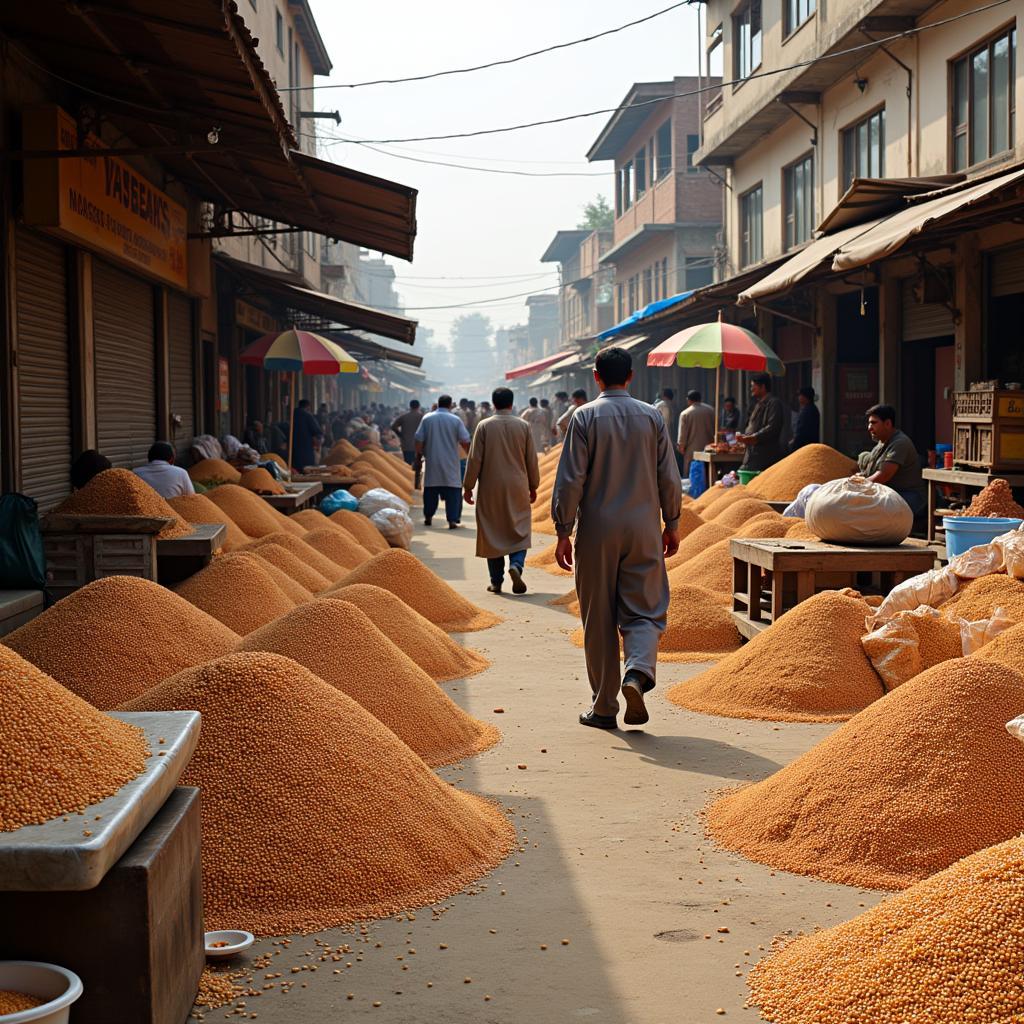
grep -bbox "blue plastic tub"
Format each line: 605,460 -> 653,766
944,516 -> 1023,558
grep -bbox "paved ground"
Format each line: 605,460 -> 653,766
201,508 -> 882,1024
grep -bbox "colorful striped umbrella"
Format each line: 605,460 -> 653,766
647,316 -> 784,441
240,329 -> 359,470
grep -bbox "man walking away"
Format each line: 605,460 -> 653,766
557,388 -> 588,438
677,389 -> 716,475
789,387 -> 820,451
552,346 -> 681,730
737,374 -> 786,473
654,388 -> 676,431
553,391 -> 570,423
539,398 -> 555,451
133,442 -> 195,499
391,400 -> 424,466
463,387 -> 540,594
521,397 -> 548,454
415,395 -> 471,528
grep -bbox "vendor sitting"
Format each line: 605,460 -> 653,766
857,404 -> 924,515
132,442 -> 195,499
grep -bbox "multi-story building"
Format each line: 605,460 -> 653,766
540,229 -> 615,347
587,77 -> 723,325
691,0 -> 1024,455
525,294 -> 560,361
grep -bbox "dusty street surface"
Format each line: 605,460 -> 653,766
207,509 -> 881,1024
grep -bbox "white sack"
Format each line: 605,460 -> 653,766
805,475 -> 913,546
370,507 -> 413,549
358,487 -> 410,517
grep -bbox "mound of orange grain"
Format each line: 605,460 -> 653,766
121,651 -> 515,934
188,458 -> 241,486
695,483 -> 749,516
239,466 -> 285,495
1,645 -> 149,830
711,497 -> 775,528
329,509 -> 390,554
205,484 -> 305,538
175,552 -> 296,634
325,438 -> 361,464
302,526 -> 370,570
940,572 -> 1024,621
526,540 -> 572,577
243,532 -> 339,589
333,549 -> 502,632
747,834 -> 1024,1024
746,443 -> 857,501
167,493 -> 249,552
676,505 -> 705,539
329,584 -> 489,682
947,477 -> 1024,519
668,590 -> 885,721
673,515 -> 792,594
54,468 -> 192,539
5,577 -> 239,709
708,658 -> 1024,889
239,601 -> 497,766
665,521 -> 735,571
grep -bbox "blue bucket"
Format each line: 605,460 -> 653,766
943,516 -> 1023,558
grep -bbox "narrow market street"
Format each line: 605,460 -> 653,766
209,506 -> 881,1024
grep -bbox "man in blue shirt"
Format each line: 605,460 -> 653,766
415,394 -> 471,528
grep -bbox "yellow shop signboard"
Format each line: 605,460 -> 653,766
23,106 -> 187,289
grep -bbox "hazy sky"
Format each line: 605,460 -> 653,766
307,0 -> 702,350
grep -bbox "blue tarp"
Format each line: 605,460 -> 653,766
596,290 -> 696,341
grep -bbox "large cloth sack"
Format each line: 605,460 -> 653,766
805,475 -> 913,546
370,507 -> 414,549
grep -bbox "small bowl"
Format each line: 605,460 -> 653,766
0,961 -> 83,1023
204,931 -> 254,959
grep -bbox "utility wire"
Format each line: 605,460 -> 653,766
342,0 -> 1010,143
383,285 -> 562,311
277,1 -> 691,91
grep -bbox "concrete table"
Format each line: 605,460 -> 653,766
156,522 -> 226,585
0,710 -> 199,890
692,450 -> 745,490
261,480 -> 324,514
922,467 -> 1024,544
730,537 -> 937,640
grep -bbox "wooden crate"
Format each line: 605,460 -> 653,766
43,532 -> 158,600
952,388 -> 1024,471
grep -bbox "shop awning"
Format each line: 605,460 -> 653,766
817,175 -> 963,234
327,333 -> 423,368
1,1 -> 417,260
216,254 -> 417,343
598,293 -> 695,341
505,350 -> 578,381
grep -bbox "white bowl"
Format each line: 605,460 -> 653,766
204,931 -> 254,958
0,962 -> 83,1023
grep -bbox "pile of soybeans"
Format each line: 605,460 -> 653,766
167,494 -> 250,552
121,652 -> 516,934
745,444 -> 857,501
707,658 -> 1024,889
302,526 -> 370,570
940,572 -> 1024,621
667,591 -> 885,721
188,458 -> 241,486
239,466 -> 285,495
206,485 -> 304,538
330,509 -> 390,553
1,645 -> 149,831
972,620 -> 1024,674
4,577 -> 239,708
746,834 -> 1024,1024
947,477 -> 1024,519
331,584 -> 489,682
334,549 -> 502,632
54,468 -> 192,539
243,535 -> 333,593
239,600 -> 498,766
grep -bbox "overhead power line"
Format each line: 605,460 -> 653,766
342,0 -> 1010,143
383,286 -> 562,311
277,1 -> 691,91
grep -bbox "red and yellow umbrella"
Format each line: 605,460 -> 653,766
240,329 -> 359,470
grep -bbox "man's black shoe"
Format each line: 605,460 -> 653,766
508,565 -> 527,594
579,710 -> 617,730
624,668 -> 656,693
621,670 -> 651,726
424,517 -> 432,527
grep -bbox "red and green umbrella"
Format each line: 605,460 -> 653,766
240,329 -> 358,470
647,316 -> 784,434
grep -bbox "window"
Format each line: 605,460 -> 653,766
686,134 -> 700,172
707,23 -> 724,111
952,28 -> 1016,170
734,1 -> 762,81
784,153 -> 814,250
619,161 -> 633,211
275,10 -> 284,53
655,120 -> 672,179
628,276 -> 638,314
740,184 -> 763,267
842,108 -> 885,190
617,283 -> 624,320
784,0 -> 815,37
642,266 -> 653,304
635,147 -> 647,199
660,258 -> 669,298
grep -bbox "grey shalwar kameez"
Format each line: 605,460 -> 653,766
463,411 -> 540,558
550,388 -> 682,717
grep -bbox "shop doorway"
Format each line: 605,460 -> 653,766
901,337 -> 955,457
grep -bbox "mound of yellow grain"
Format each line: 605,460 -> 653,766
245,531 -> 343,583
329,510 -> 390,554
746,444 -> 857,502
206,484 -> 305,538
188,458 -> 241,486
303,526 -> 370,570
239,467 -> 285,495
167,493 -> 249,551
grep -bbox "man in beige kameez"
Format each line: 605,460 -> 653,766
463,386 -> 541,595
552,346 -> 681,729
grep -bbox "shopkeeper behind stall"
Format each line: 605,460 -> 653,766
857,404 -> 925,515
736,374 -> 786,472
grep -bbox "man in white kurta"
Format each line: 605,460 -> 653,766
552,346 -> 682,729
414,395 -> 471,528
463,387 -> 540,594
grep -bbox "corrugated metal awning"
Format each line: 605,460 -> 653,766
505,349 -> 578,381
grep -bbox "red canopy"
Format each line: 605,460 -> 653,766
505,349 -> 578,381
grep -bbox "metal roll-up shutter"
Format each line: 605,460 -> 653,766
15,228 -> 72,512
94,260 -> 155,467
902,278 -> 955,342
167,292 -> 194,457
990,246 -> 1024,297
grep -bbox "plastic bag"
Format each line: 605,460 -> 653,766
995,529 -> 1024,579
947,540 -> 1006,579
0,493 -> 47,591
358,487 -> 410,517
805,476 -> 914,546
783,482 -> 822,519
720,471 -> 739,488
370,507 -> 413,549
688,459 -> 706,500
1007,715 -> 1024,745
320,488 -> 359,515
861,615 -> 922,690
868,565 -> 960,627
959,606 -> 1015,654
